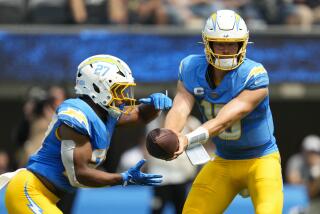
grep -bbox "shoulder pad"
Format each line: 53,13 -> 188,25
57,107 -> 90,136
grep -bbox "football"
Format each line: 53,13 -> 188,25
146,128 -> 179,160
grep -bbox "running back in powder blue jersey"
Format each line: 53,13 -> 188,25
27,98 -> 118,192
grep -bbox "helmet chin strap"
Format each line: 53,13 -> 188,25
215,57 -> 238,70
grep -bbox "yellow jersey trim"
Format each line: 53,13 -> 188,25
55,128 -> 62,141
248,66 -> 267,79
59,108 -> 89,131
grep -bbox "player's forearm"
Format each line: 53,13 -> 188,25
164,107 -> 189,133
75,167 -> 123,187
165,81 -> 194,132
202,89 -> 266,137
117,104 -> 160,125
137,104 -> 160,124
202,99 -> 251,137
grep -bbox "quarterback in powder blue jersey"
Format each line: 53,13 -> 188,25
164,10 -> 283,214
2,55 -> 172,213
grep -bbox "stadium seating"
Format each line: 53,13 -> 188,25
0,0 -> 26,23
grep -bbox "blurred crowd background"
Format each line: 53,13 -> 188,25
0,0 -> 320,214
0,0 -> 319,28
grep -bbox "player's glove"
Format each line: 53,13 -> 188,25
139,93 -> 172,110
121,159 -> 163,186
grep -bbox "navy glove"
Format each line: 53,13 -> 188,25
121,159 -> 163,186
139,93 -> 172,110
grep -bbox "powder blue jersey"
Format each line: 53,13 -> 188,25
27,98 -> 118,192
179,54 -> 278,159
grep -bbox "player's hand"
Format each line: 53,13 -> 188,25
170,134 -> 188,160
121,159 -> 163,186
139,93 -> 172,110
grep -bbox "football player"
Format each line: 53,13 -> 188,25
165,10 -> 283,214
2,55 -> 172,213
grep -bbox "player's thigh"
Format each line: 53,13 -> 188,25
248,152 -> 283,214
183,159 -> 239,214
5,170 -> 62,214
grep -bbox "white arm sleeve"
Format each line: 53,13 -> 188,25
61,140 -> 88,188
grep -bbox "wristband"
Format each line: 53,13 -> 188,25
185,127 -> 209,147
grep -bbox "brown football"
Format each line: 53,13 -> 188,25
146,128 -> 179,160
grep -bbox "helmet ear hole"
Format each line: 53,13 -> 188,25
93,83 -> 100,93
75,54 -> 135,117
202,10 -> 249,70
117,70 -> 125,77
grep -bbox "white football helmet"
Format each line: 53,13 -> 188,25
75,54 -> 136,118
202,10 -> 249,70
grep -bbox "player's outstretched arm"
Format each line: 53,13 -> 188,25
121,159 -> 163,186
58,124 -> 162,187
172,88 -> 268,159
164,81 -> 195,133
164,81 -> 195,158
202,88 -> 268,136
117,92 -> 172,125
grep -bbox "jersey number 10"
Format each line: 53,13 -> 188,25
201,100 -> 241,140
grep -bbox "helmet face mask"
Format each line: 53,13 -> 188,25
202,10 -> 249,71
108,82 -> 136,115
75,55 -> 136,118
